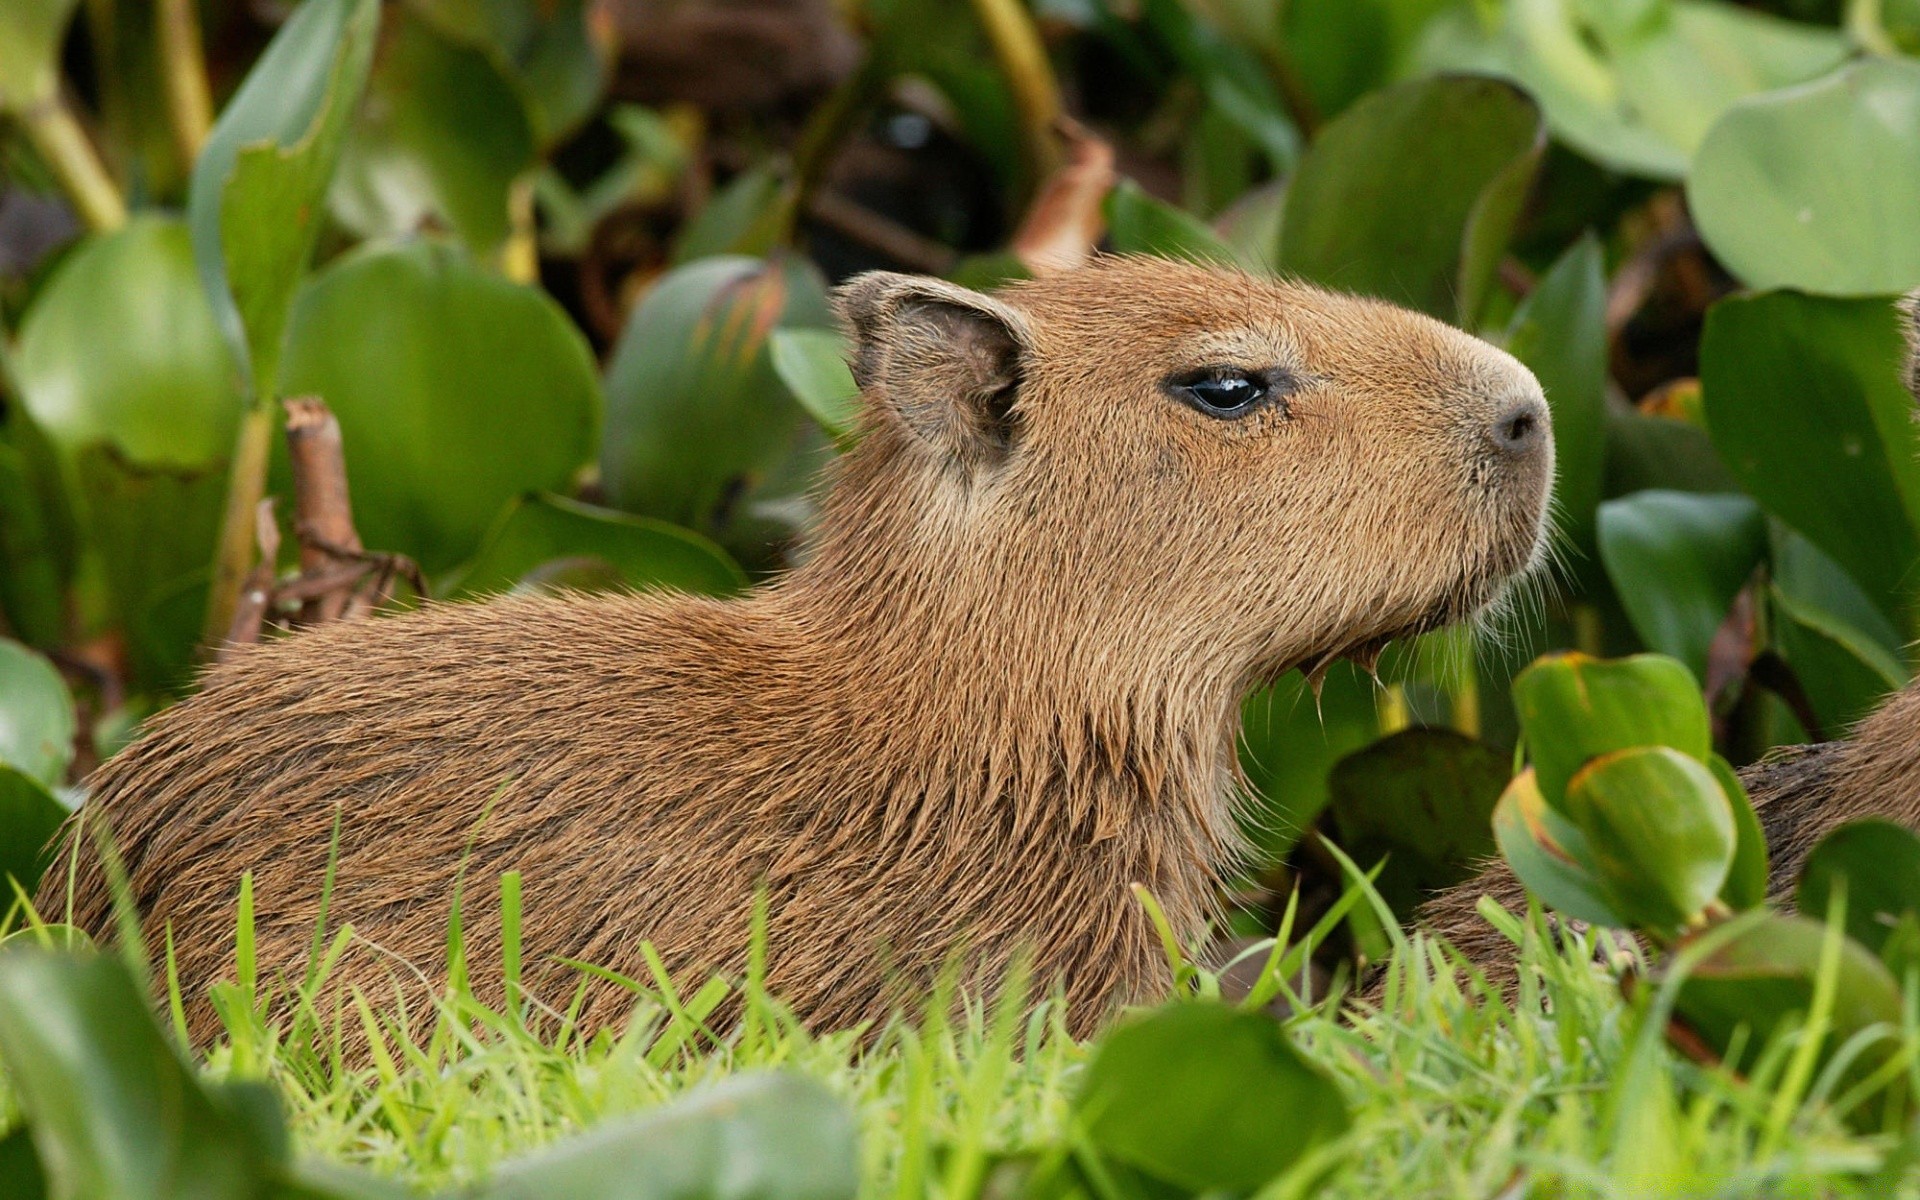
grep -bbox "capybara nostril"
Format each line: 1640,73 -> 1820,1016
1490,397 -> 1549,458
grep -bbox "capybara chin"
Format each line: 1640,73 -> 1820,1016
45,255 -> 1555,1042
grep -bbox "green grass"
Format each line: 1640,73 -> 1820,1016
6,884 -> 1920,1197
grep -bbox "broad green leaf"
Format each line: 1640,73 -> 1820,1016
0,767 -> 66,893
769,328 -> 861,442
188,0 -> 379,398
475,1073 -> 858,1200
601,255 -> 833,535
1511,652 -> 1710,809
1596,491 -> 1766,683
1279,75 -> 1542,325
1603,408 -> 1740,497
14,217 -> 245,469
1690,59 -> 1920,297
1561,746 -> 1735,931
0,638 -> 73,787
0,951 -> 285,1200
1328,727 -> 1509,913
1282,0 -> 1458,119
1238,667 -> 1379,864
278,240 -> 601,574
409,0 -> 612,145
1419,0 -> 1847,180
1768,526 -> 1909,735
0,1126 -> 45,1200
1670,911 -> 1904,1078
670,164 -> 787,264
331,10 -> 537,257
1493,767 -> 1626,927
0,0 -> 77,111
1075,1004 -> 1350,1192
1104,180 -> 1237,267
0,443 -> 67,648
446,494 -> 746,599
1713,755 -> 1767,913
1701,291 -> 1920,617
1506,233 -> 1606,550
1798,820 -> 1920,962
1138,0 -> 1301,172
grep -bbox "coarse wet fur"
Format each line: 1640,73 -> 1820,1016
45,257 -> 1555,1044
1415,290 -> 1920,996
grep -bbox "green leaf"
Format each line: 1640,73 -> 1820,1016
600,255 -> 833,535
0,1126 -> 46,1200
1798,820 -> 1920,962
409,0 -> 611,145
1603,408 -> 1740,497
1238,668 -> 1379,863
331,10 -> 537,257
1505,233 -> 1606,550
1701,291 -> 1920,617
1511,652 -> 1710,809
1419,0 -> 1847,180
1103,180 -> 1237,267
1075,1004 -> 1350,1193
188,0 -> 379,399
0,767 -> 66,895
1768,527 -> 1909,734
0,638 -> 73,787
670,164 -> 788,264
1493,767 -> 1627,928
0,439 -> 69,649
0,0 -> 77,112
278,240 -> 602,574
769,328 -> 861,442
1561,746 -> 1735,931
1690,59 -> 1920,297
1278,75 -> 1543,324
1670,911 -> 1904,1076
474,1073 -> 858,1200
1596,491 -> 1766,683
1327,727 -> 1509,912
1713,755 -> 1768,913
446,494 -> 746,599
0,951 -> 287,1200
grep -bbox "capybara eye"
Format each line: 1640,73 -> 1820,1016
1169,368 -> 1270,419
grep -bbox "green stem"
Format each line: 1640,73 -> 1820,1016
157,0 -> 215,167
20,98 -> 127,232
202,406 -> 276,646
969,0 -> 1064,183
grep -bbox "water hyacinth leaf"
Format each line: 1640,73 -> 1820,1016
0,0 -> 77,112
1511,652 -> 1710,809
475,1073 -> 859,1200
447,494 -> 746,599
1690,60 -> 1920,297
188,0 -> 379,397
330,10 -> 537,257
670,164 -> 788,264
1104,180 -> 1237,267
278,240 -> 601,574
13,217 -> 245,469
1771,526 -> 1908,688
1596,491 -> 1766,683
1418,0 -> 1847,180
1138,0 -> 1301,172
0,951 -> 288,1200
1713,755 -> 1768,913
1506,233 -> 1606,550
1702,292 -> 1920,616
1075,1004 -> 1350,1192
1561,746 -> 1735,931
1670,912 -> 1904,1075
1604,407 -> 1740,497
0,768 -> 65,893
1797,820 -> 1920,961
0,442 -> 68,649
1493,767 -> 1625,927
1278,75 -> 1543,324
409,0 -> 612,145
601,255 -> 833,535
1238,667 -> 1379,863
1772,586 -> 1908,735
0,638 -> 73,787
770,328 -> 861,442
1327,727 -> 1508,912
0,1126 -> 45,1200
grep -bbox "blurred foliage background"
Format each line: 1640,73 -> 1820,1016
2,0 -> 1919,961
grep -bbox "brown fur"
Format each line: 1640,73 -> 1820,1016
44,257 -> 1553,1043
1415,287 -> 1920,993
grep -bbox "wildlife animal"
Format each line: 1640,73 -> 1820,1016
44,257 -> 1555,1041
1419,291 -> 1920,986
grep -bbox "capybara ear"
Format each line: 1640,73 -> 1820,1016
1899,289 -> 1918,406
832,272 -> 1034,473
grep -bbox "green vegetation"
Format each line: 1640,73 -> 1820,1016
4,0 -> 1920,1194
